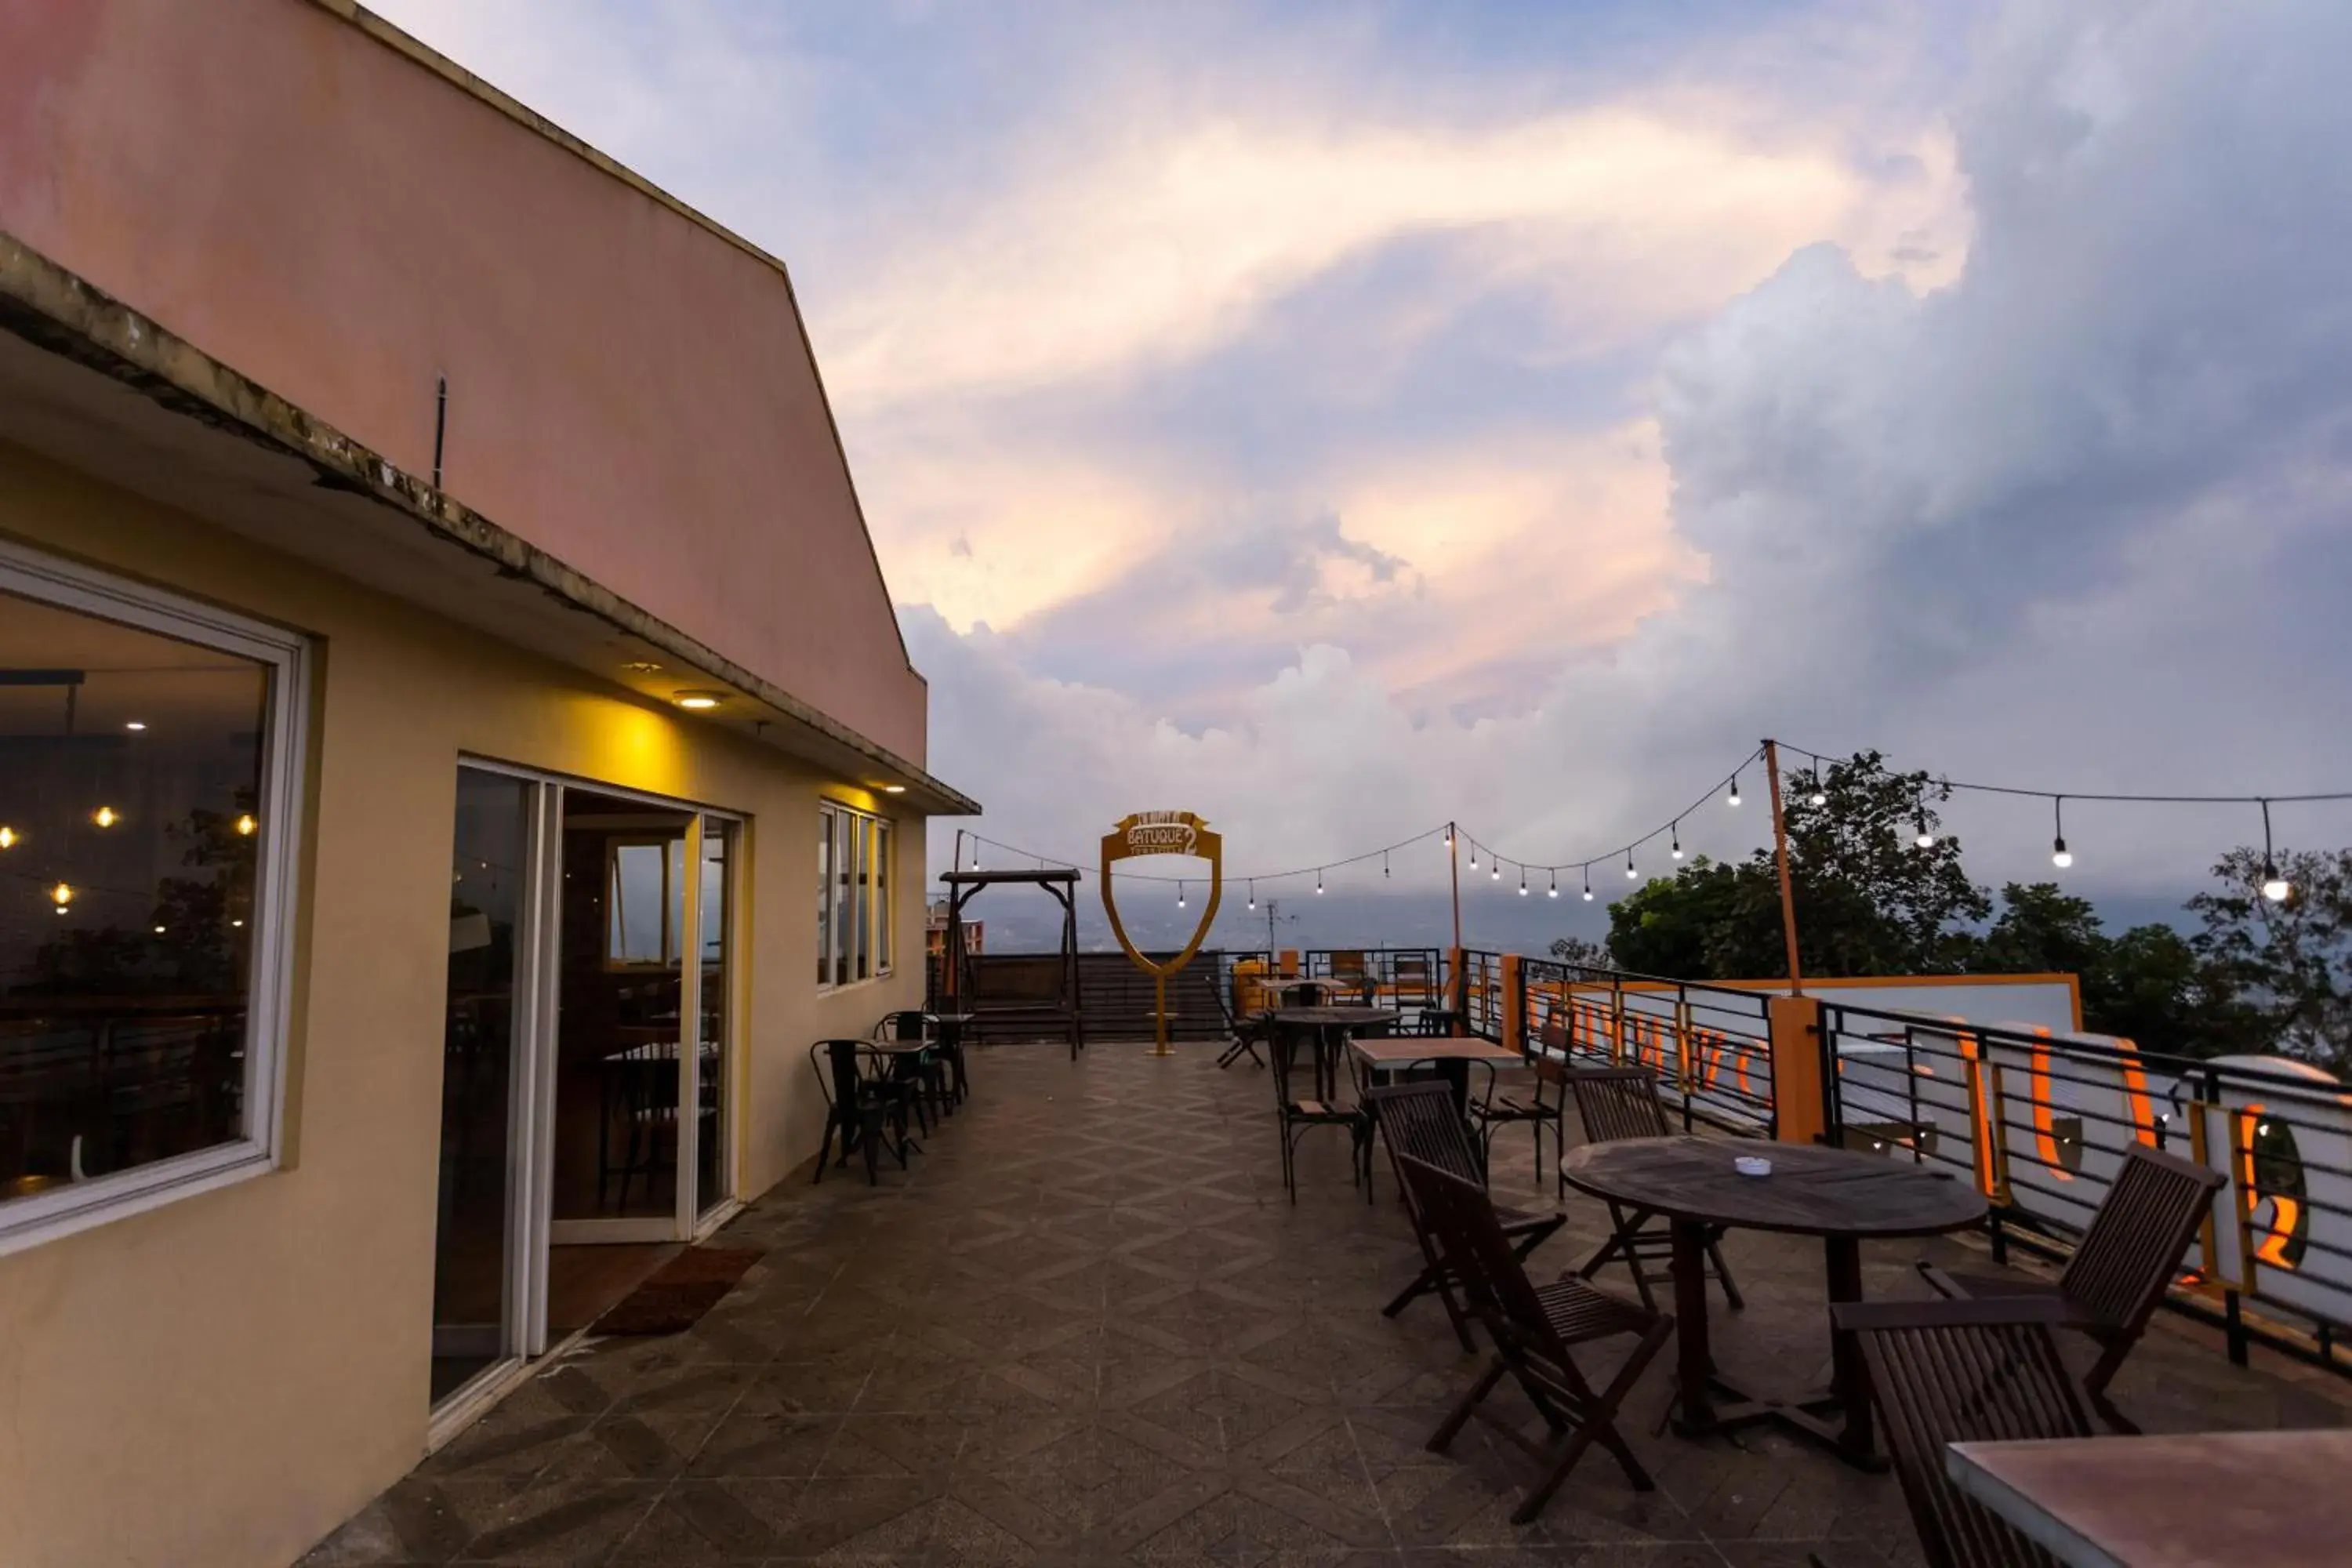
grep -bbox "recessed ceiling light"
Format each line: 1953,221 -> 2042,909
883,784 -> 907,794
622,660 -> 663,674
125,720 -> 147,731
673,689 -> 724,710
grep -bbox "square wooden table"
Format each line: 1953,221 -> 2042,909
1350,1035 -> 1523,1114
1947,1428 -> 2352,1566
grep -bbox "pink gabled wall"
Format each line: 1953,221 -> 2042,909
0,0 -> 926,764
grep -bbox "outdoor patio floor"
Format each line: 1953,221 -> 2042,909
307,1040 -> 2352,1566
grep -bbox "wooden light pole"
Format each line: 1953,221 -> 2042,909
1448,821 -> 1463,953
1762,739 -> 1804,995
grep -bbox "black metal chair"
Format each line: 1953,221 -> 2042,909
1918,1140 -> 2224,1433
1829,1298 -> 2090,1568
1370,1080 -> 1565,1350
1471,1020 -> 1570,1181
810,1038 -> 915,1185
1271,1020 -> 1370,1202
1566,1066 -> 1743,1312
1397,1151 -> 1674,1524
874,1010 -> 953,1123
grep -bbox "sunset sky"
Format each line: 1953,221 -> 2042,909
375,0 -> 2352,941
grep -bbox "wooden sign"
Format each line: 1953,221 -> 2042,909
1101,811 -> 1222,1055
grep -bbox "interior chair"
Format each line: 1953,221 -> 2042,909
1270,1021 -> 1370,1203
1370,1080 -> 1565,1350
1917,1140 -> 2224,1433
1566,1066 -> 1743,1312
1397,1151 -> 1675,1525
1829,1298 -> 2091,1568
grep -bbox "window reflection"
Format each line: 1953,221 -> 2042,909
0,590 -> 269,1198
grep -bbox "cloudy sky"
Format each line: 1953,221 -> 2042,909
376,0 -> 2352,944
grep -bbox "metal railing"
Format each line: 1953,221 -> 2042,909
1514,960 -> 1780,1136
1817,1000 -> 2352,1372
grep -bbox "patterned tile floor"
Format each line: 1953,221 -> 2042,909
306,1042 -> 2352,1566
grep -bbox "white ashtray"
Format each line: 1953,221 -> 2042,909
1733,1156 -> 1773,1178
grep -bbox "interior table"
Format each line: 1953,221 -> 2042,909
1350,1034 -> 1523,1115
1561,1134 -> 1986,1468
1947,1428 -> 2352,1568
1269,1006 -> 1400,1101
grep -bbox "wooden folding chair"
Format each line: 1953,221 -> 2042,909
1918,1140 -> 2224,1432
1369,1081 -> 1565,1351
1830,1298 -> 2091,1568
1566,1067 -> 1743,1312
1270,1022 -> 1370,1203
1397,1151 -> 1673,1524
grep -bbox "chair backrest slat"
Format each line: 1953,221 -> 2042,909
1570,1066 -> 1673,1144
2059,1142 -> 2225,1330
1834,1299 -> 2089,1568
1396,1149 -> 1565,1362
1368,1081 -> 1481,1186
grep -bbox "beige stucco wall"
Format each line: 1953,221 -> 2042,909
0,440 -> 927,1568
0,0 -> 928,762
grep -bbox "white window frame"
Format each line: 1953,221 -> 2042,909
0,538 -> 309,1258
816,800 -> 895,991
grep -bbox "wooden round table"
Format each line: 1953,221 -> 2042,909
1561,1135 -> 1987,1467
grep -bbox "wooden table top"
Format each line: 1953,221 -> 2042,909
1350,1036 -> 1523,1065
1947,1428 -> 2352,1567
1561,1136 -> 1987,1239
1267,1006 -> 1402,1029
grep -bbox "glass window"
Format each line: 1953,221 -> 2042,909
874,822 -> 893,975
815,806 -> 833,986
831,808 -> 853,988
816,801 -> 896,989
0,542 -> 304,1252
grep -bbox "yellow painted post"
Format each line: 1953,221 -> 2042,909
2189,1100 -> 2220,1282
1500,955 -> 1525,1057
1674,997 -> 1695,1094
1278,948 -> 1300,978
1446,945 -> 1465,1034
1608,987 -> 1628,1065
1767,994 -> 1826,1146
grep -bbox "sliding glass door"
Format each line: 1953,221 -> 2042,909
430,765 -> 740,1412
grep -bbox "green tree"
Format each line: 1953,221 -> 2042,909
2190,847 -> 2352,1073
1591,752 -> 1991,980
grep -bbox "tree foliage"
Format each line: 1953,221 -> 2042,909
1559,751 -> 2350,1071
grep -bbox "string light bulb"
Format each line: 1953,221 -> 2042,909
1671,821 -> 1683,860
49,882 -> 72,912
2051,797 -> 2071,869
1177,880 -> 1186,910
235,813 -> 257,837
1316,869 -> 1324,895
1582,867 -> 1593,901
2260,800 -> 2292,902
1491,858 -> 1501,881
1518,868 -> 1528,896
1624,849 -> 1638,880
1547,869 -> 1558,898
1247,880 -> 1256,911
0,826 -> 14,849
1443,826 -> 1454,848
93,805 -> 119,829
1808,779 -> 1828,808
1468,846 -> 1477,871
1915,822 -> 1936,849
1727,775 -> 1742,807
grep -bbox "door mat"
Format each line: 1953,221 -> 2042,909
590,1246 -> 764,1336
